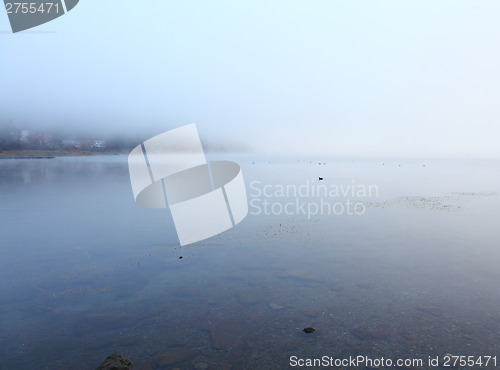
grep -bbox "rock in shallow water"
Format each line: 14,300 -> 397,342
269,302 -> 284,310
300,308 -> 320,318
96,354 -> 132,370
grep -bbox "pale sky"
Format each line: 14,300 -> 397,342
1,1 -> 499,157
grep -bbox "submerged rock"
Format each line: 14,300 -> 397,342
208,319 -> 248,349
96,354 -> 132,370
345,338 -> 360,347
269,302 -> 284,310
351,328 -> 370,340
154,348 -> 195,367
300,308 -> 320,318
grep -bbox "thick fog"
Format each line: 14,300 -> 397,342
2,1 -> 500,157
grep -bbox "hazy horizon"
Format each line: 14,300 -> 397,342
2,1 -> 500,158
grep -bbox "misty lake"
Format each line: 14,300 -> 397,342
0,155 -> 499,369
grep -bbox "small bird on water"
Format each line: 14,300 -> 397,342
318,177 -> 323,181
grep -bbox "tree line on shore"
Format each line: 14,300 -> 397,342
0,124 -> 140,152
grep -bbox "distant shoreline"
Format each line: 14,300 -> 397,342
0,150 -> 124,158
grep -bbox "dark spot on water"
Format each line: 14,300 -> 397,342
303,327 -> 315,333
179,256 -> 183,259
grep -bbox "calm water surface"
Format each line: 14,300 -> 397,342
0,156 -> 499,369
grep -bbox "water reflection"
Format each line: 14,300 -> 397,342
0,156 -> 499,369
